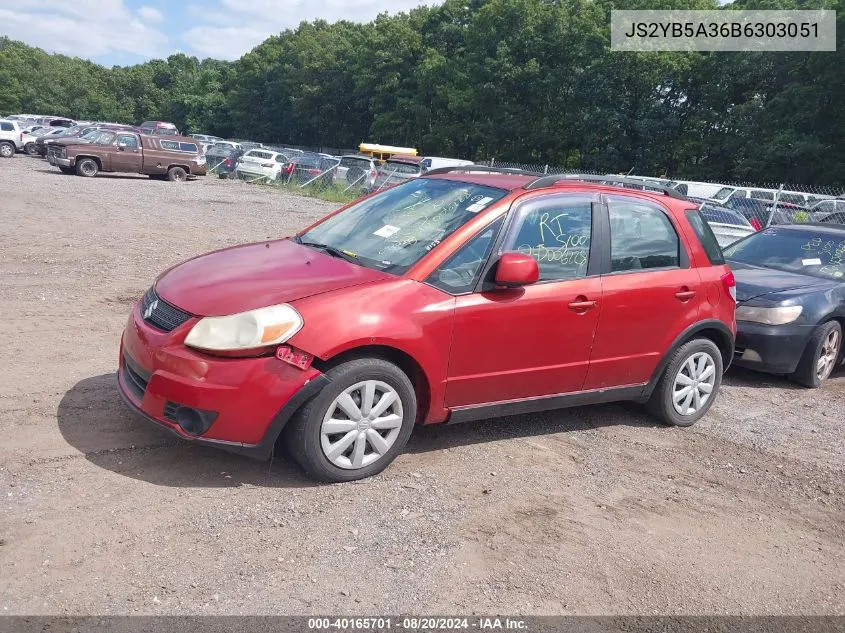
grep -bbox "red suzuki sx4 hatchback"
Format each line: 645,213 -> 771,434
118,169 -> 736,482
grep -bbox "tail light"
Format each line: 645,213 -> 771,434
307,168 -> 320,175
286,163 -> 294,174
370,169 -> 377,179
224,159 -> 233,167
721,271 -> 737,302
750,217 -> 763,231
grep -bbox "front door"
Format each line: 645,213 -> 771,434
583,194 -> 703,390
444,194 -> 603,407
112,134 -> 143,172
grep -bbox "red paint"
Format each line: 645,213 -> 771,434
494,252 -> 540,287
117,176 -> 736,451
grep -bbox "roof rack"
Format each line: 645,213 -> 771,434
424,165 -> 546,177
424,166 -> 689,200
525,174 -> 688,200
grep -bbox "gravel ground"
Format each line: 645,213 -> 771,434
1,156 -> 843,616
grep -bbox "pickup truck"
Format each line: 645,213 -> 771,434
48,131 -> 207,181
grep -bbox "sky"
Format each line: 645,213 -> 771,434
0,0 -> 438,66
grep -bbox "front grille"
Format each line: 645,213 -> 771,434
122,352 -> 150,400
140,287 -> 192,332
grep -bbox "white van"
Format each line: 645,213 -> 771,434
710,185 -> 833,206
419,157 -> 474,172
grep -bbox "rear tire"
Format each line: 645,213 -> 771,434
0,142 -> 14,158
647,338 -> 723,427
283,358 -> 417,482
76,158 -> 98,177
167,166 -> 187,182
25,142 -> 39,156
790,321 -> 842,388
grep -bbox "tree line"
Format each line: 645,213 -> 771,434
1,0 -> 842,185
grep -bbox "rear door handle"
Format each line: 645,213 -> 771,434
568,299 -> 597,312
675,290 -> 696,301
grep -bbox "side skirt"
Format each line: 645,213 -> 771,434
446,384 -> 647,425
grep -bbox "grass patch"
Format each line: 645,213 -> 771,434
214,168 -> 362,205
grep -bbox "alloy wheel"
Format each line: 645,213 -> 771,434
320,380 -> 404,470
817,329 -> 840,381
672,351 -> 717,416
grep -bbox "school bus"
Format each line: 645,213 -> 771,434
358,143 -> 418,162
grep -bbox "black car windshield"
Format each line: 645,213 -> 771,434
724,227 -> 845,281
296,178 -> 508,274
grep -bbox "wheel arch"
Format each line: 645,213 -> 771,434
167,163 -> 192,174
642,320 -> 735,399
75,155 -> 102,169
312,344 -> 432,425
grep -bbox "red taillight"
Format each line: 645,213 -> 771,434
750,217 -> 763,231
370,169 -> 376,178
308,168 -> 320,175
224,159 -> 233,167
721,271 -> 737,302
286,163 -> 294,174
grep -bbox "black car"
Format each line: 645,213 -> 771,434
205,144 -> 242,179
283,153 -> 338,186
724,224 -> 845,387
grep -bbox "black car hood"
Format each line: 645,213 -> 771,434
729,261 -> 837,303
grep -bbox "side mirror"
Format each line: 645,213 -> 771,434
494,252 -> 539,288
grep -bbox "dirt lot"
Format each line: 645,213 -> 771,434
1,156 -> 843,616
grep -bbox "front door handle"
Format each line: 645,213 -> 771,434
675,289 -> 696,301
568,298 -> 597,312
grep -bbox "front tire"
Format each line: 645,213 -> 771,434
790,321 -> 842,388
76,158 -> 98,177
647,338 -> 723,427
283,358 -> 417,482
25,142 -> 39,155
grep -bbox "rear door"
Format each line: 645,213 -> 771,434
583,194 -> 703,390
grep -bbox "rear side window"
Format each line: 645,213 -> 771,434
608,197 -> 680,271
685,210 -> 726,265
751,190 -> 774,201
0,122 -> 13,131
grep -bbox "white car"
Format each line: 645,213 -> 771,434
234,149 -> 289,181
419,157 -> 474,171
0,119 -> 23,158
333,155 -> 378,189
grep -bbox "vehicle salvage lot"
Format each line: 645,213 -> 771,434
1,157 -> 844,615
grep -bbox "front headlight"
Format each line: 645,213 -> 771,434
184,304 -> 303,352
736,305 -> 803,325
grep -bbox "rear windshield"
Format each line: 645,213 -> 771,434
685,210 -> 726,264
699,206 -> 751,227
383,161 -> 421,175
712,187 -> 735,201
245,150 -> 273,160
724,227 -> 845,280
340,157 -> 371,168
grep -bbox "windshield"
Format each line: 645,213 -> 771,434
700,205 -> 752,227
296,178 -> 507,274
724,227 -> 845,281
712,187 -> 735,201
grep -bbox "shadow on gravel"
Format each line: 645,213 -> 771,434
33,166 -> 152,180
406,402 -> 659,455
57,374 -> 318,489
59,373 -> 662,487
723,364 -> 845,389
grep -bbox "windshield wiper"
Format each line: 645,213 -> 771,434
293,236 -> 359,264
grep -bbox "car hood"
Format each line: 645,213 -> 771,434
154,239 -> 393,317
729,261 -> 837,303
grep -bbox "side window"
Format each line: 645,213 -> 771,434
815,201 -> 833,213
116,135 -> 138,148
428,218 -> 503,295
752,190 -> 774,201
731,189 -> 749,199
502,196 -> 593,282
0,122 -> 13,131
685,210 -> 725,265
608,197 -> 680,272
